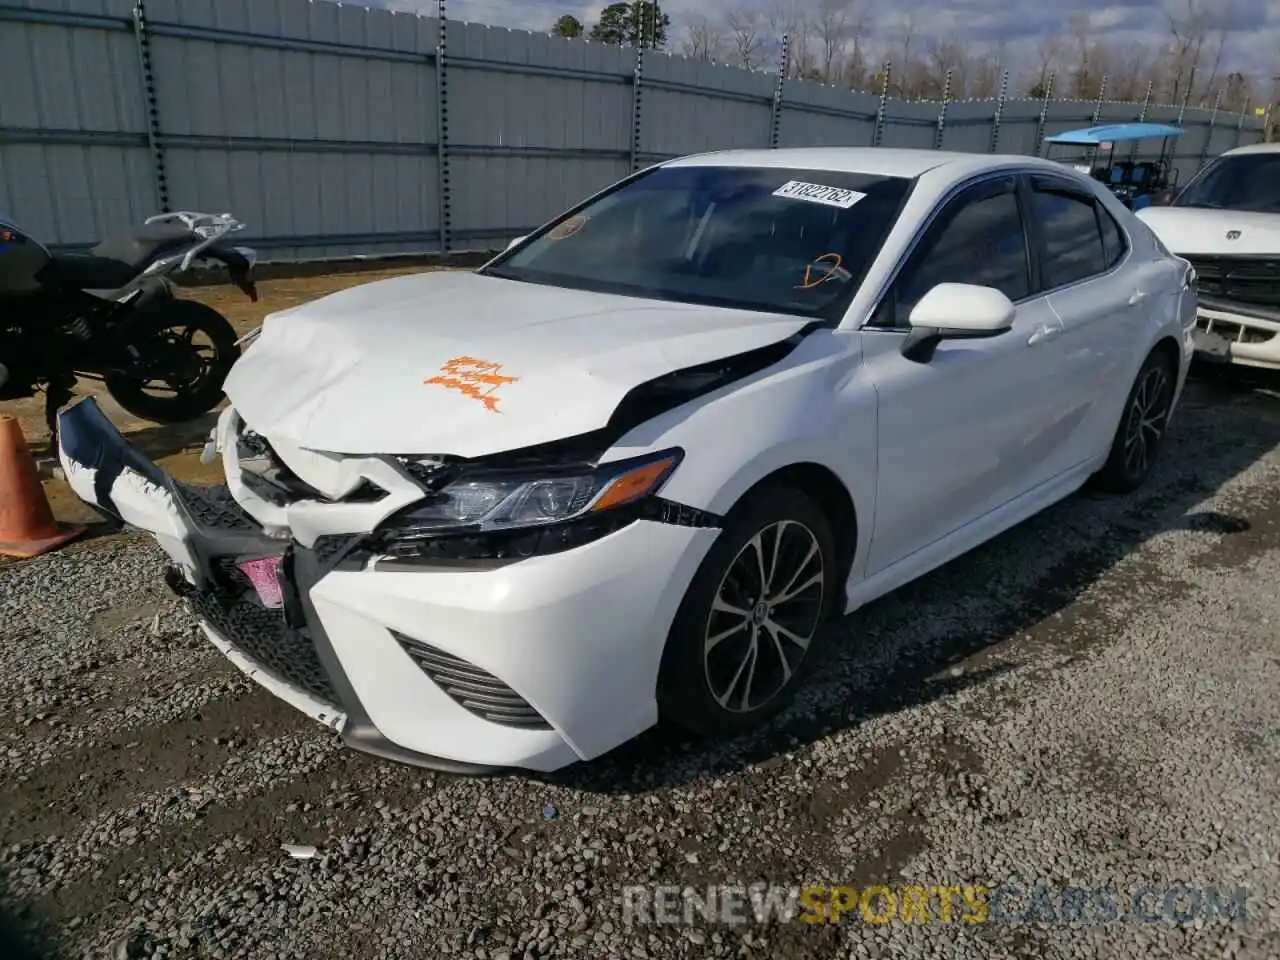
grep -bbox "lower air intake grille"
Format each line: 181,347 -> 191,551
192,591 -> 341,709
172,482 -> 258,532
393,633 -> 551,730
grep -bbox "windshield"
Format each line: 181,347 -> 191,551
483,165 -> 913,320
1174,153 -> 1280,212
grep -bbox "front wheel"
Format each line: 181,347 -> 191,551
1091,348 -> 1177,493
657,484 -> 839,737
104,298 -> 240,424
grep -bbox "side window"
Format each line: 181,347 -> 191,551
1031,189 -> 1107,288
882,180 -> 1030,327
1098,205 -> 1127,268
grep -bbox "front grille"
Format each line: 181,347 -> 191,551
1186,256 -> 1280,309
393,633 -> 551,729
192,590 -> 341,709
172,482 -> 258,532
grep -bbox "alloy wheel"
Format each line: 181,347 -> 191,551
703,519 -> 825,714
1123,364 -> 1171,478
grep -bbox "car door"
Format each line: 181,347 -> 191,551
859,174 -> 1076,576
1027,176 -> 1154,467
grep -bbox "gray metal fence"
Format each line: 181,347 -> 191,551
0,0 -> 1266,261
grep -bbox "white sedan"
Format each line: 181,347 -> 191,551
57,147 -> 1197,774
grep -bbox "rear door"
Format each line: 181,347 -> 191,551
1027,176 -> 1161,465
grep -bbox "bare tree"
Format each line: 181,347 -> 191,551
814,0 -> 859,84
724,8 -> 765,70
1025,33 -> 1063,97
968,43 -> 1005,99
682,14 -> 725,61
760,0 -> 815,80
1198,0 -> 1234,104
669,4 -> 1267,114
923,35 -> 971,99
887,13 -> 921,97
1165,0 -> 1210,105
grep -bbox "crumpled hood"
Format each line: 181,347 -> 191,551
223,270 -> 811,457
1136,207 -> 1280,256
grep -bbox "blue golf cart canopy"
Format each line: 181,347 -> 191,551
1045,122 -> 1184,145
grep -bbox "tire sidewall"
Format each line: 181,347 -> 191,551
1098,349 -> 1178,491
104,298 -> 240,423
657,484 -> 840,737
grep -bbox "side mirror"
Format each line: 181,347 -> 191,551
505,235 -> 528,251
901,283 -> 1015,363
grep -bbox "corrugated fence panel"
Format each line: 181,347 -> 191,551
448,25 -> 633,252
881,102 -> 940,150
0,0 -> 1266,258
0,0 -> 156,244
139,0 -> 440,260
777,83 -> 878,148
641,56 -> 774,157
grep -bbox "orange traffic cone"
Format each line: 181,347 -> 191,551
0,415 -> 85,559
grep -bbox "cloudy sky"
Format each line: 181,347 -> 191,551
367,0 -> 1277,85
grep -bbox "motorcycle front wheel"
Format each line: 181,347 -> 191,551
104,298 -> 241,424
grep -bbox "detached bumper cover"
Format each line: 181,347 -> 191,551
55,398 -> 717,773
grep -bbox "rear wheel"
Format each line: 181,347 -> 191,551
1092,348 -> 1177,493
657,484 -> 839,737
104,298 -> 240,424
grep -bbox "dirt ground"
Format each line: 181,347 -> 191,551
0,266 -> 439,531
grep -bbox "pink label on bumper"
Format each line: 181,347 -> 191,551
238,557 -> 284,609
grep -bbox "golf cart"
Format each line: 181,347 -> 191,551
1044,122 -> 1184,211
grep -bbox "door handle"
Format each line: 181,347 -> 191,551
1128,289 -> 1149,306
1027,323 -> 1061,346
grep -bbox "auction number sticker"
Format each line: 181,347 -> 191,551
773,180 -> 866,208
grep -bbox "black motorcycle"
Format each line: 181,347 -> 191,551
0,211 -> 257,438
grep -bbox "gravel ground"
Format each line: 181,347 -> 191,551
1,371 -> 1278,960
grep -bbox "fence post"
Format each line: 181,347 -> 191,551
872,61 -> 891,147
769,33 -> 789,149
1198,89 -> 1222,171
630,47 -> 645,169
988,70 -> 1009,154
1033,72 -> 1055,156
933,70 -> 953,150
1130,79 -> 1153,160
1234,97 -> 1249,149
434,0 -> 451,253
1087,75 -> 1108,166
131,2 -> 169,212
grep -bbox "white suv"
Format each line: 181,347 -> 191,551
1136,142 -> 1280,371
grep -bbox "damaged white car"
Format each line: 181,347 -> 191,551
58,148 -> 1196,773
1136,142 -> 1280,370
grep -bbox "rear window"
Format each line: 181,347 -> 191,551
485,165 -> 913,321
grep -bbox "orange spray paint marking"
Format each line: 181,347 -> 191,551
424,356 -> 519,413
796,253 -> 844,290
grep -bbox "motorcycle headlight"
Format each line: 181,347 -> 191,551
377,448 -> 683,559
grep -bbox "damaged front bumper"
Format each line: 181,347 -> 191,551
57,397 -> 493,771
56,398 -> 717,774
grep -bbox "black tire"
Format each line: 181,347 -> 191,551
104,298 -> 240,424
1091,348 -> 1178,493
657,484 -> 840,737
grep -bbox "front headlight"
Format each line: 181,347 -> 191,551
377,448 -> 683,558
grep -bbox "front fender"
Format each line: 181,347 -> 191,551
607,329 -> 877,571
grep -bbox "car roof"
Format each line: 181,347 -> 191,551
1222,141 -> 1280,157
662,147 -> 1074,180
